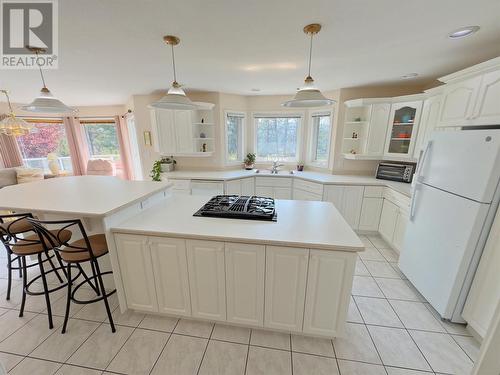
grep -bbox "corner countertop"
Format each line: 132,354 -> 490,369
161,170 -> 412,197
0,176 -> 172,217
111,195 -> 364,252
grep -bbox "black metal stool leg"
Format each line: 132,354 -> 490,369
17,256 -> 22,278
19,257 -> 27,317
61,262 -> 72,334
38,253 -> 53,329
93,260 -> 115,332
90,261 -> 101,296
6,252 -> 12,300
76,264 -> 99,295
45,251 -> 64,284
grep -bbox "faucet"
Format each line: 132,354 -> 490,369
271,160 -> 284,174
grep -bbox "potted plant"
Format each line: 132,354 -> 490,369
150,156 -> 176,182
243,153 -> 256,170
150,160 -> 162,181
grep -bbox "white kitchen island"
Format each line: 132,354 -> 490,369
111,194 -> 364,338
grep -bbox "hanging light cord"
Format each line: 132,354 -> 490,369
32,49 -> 47,88
170,44 -> 177,84
307,32 -> 314,78
0,90 -> 15,114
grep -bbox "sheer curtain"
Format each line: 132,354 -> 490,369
63,116 -> 89,175
0,114 -> 23,168
115,115 -> 134,180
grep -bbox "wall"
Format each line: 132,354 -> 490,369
0,102 -> 126,118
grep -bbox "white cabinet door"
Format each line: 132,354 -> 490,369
323,185 -> 344,211
255,186 -> 273,198
174,110 -> 194,153
225,243 -> 265,326
225,180 -> 241,195
151,109 -> 176,154
342,186 -> 364,229
265,246 -> 309,332
384,101 -> 423,159
413,95 -> 442,159
186,240 -> 226,321
150,237 -> 191,316
438,75 -> 482,127
378,199 -> 399,244
471,70 -> 500,126
274,187 -> 292,200
293,188 -> 322,201
359,197 -> 383,232
114,234 -> 158,312
392,212 -> 408,252
365,103 -> 391,156
303,250 -> 356,337
241,178 -> 255,196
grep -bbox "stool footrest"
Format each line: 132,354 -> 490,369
71,270 -> 116,305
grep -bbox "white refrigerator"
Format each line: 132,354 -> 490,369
399,129 -> 500,323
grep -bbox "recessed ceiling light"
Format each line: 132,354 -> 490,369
448,26 -> 480,39
401,73 -> 418,80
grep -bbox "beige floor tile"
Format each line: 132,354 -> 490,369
378,248 -> 399,262
112,308 -> 146,327
211,323 -> 251,344
337,359 -> 386,375
9,357 -> 61,375
333,322 -> 381,364
31,319 -> 100,362
0,309 -> 37,341
0,278 -> 22,295
73,294 -> 118,322
0,313 -> 63,355
354,258 -> 370,276
453,335 -> 480,362
375,278 -> 421,301
410,330 -> 474,374
368,326 -> 431,371
198,340 -> 247,375
67,323 -> 134,369
250,329 -> 291,350
138,314 -> 178,332
150,334 -> 207,375
174,318 -> 214,338
0,352 -> 23,372
55,364 -> 102,374
389,300 -> 445,332
291,334 -> 334,357
292,352 -> 339,375
351,276 -> 384,298
358,247 -> 386,261
107,328 -> 170,374
363,260 -> 400,278
246,346 -> 291,375
390,263 -> 408,280
385,367 -> 434,375
359,235 -> 375,248
354,296 -> 403,328
423,303 -> 471,336
347,297 -> 363,323
367,235 -> 390,249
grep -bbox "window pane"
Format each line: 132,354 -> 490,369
314,115 -> 331,161
226,115 -> 241,161
82,122 -> 122,176
16,121 -> 73,173
255,117 -> 299,160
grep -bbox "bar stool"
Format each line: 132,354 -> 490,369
28,218 -> 117,333
3,214 -> 73,329
0,213 -> 64,301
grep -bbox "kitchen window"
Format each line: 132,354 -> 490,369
254,115 -> 301,161
225,112 -> 245,163
310,112 -> 332,165
16,119 -> 73,173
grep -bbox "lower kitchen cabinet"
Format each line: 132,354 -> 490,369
225,243 -> 265,326
359,197 -> 383,231
303,250 -> 356,336
225,178 -> 255,196
149,237 -> 191,316
392,211 -> 409,252
378,199 -> 398,243
264,246 -> 309,332
186,240 -> 226,321
324,185 -> 364,229
292,187 -> 322,201
114,234 -> 158,312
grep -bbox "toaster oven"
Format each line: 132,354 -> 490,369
376,162 -> 415,183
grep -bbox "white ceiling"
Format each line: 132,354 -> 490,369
2,0 -> 500,106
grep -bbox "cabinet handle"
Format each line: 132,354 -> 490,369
409,183 -> 420,222
416,140 -> 432,183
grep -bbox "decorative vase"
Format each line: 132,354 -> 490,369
160,163 -> 174,172
47,153 -> 60,175
244,163 -> 254,170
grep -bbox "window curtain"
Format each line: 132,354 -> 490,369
0,114 -> 23,168
115,115 -> 133,180
63,116 -> 89,175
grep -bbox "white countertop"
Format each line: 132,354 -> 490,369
162,170 -> 412,197
111,195 -> 364,252
0,176 -> 171,217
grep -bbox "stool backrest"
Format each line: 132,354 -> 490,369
0,213 -> 34,244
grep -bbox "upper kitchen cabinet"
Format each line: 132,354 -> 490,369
383,100 -> 422,160
342,99 -> 391,160
150,101 -> 215,156
437,57 -> 500,127
413,92 -> 442,159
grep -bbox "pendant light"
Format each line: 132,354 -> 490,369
150,35 -> 197,110
21,47 -> 76,114
282,24 -> 334,108
0,90 -> 33,136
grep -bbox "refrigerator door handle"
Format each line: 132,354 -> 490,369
416,140 -> 433,183
409,183 -> 419,221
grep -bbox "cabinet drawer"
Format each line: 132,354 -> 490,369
255,176 -> 292,188
171,179 -> 191,190
293,179 -> 324,195
384,187 -> 411,210
364,186 -> 383,198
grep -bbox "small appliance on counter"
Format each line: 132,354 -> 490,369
194,195 -> 277,221
375,162 -> 416,183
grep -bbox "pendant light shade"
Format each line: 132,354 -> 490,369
23,47 -> 76,114
150,35 -> 197,110
282,24 -> 334,108
0,89 -> 33,136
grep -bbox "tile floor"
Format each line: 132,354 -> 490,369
0,235 -> 480,375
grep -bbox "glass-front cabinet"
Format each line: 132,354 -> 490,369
384,100 -> 423,159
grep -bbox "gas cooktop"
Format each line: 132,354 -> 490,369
193,195 -> 277,221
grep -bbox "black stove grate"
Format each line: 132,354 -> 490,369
193,195 -> 277,221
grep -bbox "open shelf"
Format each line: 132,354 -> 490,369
343,153 -> 383,160
392,122 -> 414,126
391,138 -> 411,141
173,152 -> 214,157
193,137 -> 214,140
192,122 -> 214,126
344,121 -> 368,125
344,138 -> 360,141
